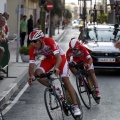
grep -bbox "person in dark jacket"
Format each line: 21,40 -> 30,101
27,15 -> 33,46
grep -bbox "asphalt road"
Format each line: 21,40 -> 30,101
3,28 -> 120,120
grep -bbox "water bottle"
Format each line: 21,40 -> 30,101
84,76 -> 88,84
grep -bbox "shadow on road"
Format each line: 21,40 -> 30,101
95,69 -> 120,76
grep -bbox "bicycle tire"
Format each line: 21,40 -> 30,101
76,74 -> 91,109
87,79 -> 100,104
44,88 -> 65,120
65,89 -> 83,120
0,110 -> 4,120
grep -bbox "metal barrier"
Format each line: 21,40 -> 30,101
0,35 -> 18,78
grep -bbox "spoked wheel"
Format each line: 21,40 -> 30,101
74,92 -> 83,120
92,90 -> 100,104
76,75 -> 91,109
65,89 -> 83,120
87,77 -> 100,104
44,88 -> 65,120
0,113 -> 4,120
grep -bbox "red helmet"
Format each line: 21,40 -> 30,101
69,38 -> 80,49
29,30 -> 44,41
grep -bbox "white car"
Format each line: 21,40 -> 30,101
79,24 -> 120,69
72,20 -> 79,29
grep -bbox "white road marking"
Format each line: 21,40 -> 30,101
2,83 -> 29,115
58,30 -> 68,42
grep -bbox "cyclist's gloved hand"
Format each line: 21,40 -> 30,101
69,61 -> 76,67
114,41 -> 120,49
28,76 -> 35,86
54,67 -> 60,76
85,64 -> 90,69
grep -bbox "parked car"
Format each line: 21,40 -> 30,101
72,20 -> 79,29
79,24 -> 120,69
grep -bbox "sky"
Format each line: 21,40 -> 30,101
65,0 -> 96,6
65,0 -> 110,5
65,0 -> 78,4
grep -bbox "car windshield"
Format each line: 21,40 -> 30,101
83,27 -> 120,42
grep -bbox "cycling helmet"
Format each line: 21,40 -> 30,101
29,30 -> 44,41
69,38 -> 80,49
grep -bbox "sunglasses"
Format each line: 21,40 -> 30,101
71,48 -> 79,51
30,40 -> 38,43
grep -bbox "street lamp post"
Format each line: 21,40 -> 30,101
16,0 -> 21,62
83,0 -> 86,28
78,0 -> 81,18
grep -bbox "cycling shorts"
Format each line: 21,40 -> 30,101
87,63 -> 94,70
36,55 -> 69,77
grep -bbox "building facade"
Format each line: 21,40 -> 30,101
5,0 -> 40,36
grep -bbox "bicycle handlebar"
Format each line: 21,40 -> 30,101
35,71 -> 54,79
69,60 -> 86,70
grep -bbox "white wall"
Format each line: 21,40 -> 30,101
7,0 -> 18,36
0,0 -> 7,13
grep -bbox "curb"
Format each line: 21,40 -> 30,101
0,29 -> 66,108
0,68 -> 28,108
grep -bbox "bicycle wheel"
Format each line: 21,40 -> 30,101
76,75 -> 91,109
0,112 -> 4,120
65,89 -> 83,120
44,88 -> 65,120
88,79 -> 100,104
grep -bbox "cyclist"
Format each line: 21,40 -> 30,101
114,41 -> 120,49
66,38 -> 101,99
28,30 -> 81,116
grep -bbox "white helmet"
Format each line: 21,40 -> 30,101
29,30 -> 44,41
69,38 -> 80,49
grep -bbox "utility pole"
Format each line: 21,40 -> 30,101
83,0 -> 86,28
93,0 -> 97,25
39,0 -> 46,33
105,0 -> 107,13
40,6 -> 45,33
78,0 -> 82,17
16,0 -> 21,62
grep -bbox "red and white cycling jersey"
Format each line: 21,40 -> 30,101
29,37 -> 65,63
66,43 -> 91,64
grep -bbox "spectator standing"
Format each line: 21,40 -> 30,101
36,18 -> 40,29
27,15 -> 33,46
45,15 -> 49,34
0,15 -> 7,80
2,12 -> 9,39
20,15 -> 27,47
62,20 -> 65,29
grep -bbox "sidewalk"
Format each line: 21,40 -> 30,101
0,28 -> 66,108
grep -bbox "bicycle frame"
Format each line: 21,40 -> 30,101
45,73 -> 74,115
72,62 -> 100,104
72,61 -> 93,91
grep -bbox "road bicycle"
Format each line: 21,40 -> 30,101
35,71 -> 83,120
69,61 -> 100,109
0,109 -> 4,120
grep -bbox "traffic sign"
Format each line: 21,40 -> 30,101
46,1 -> 54,11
